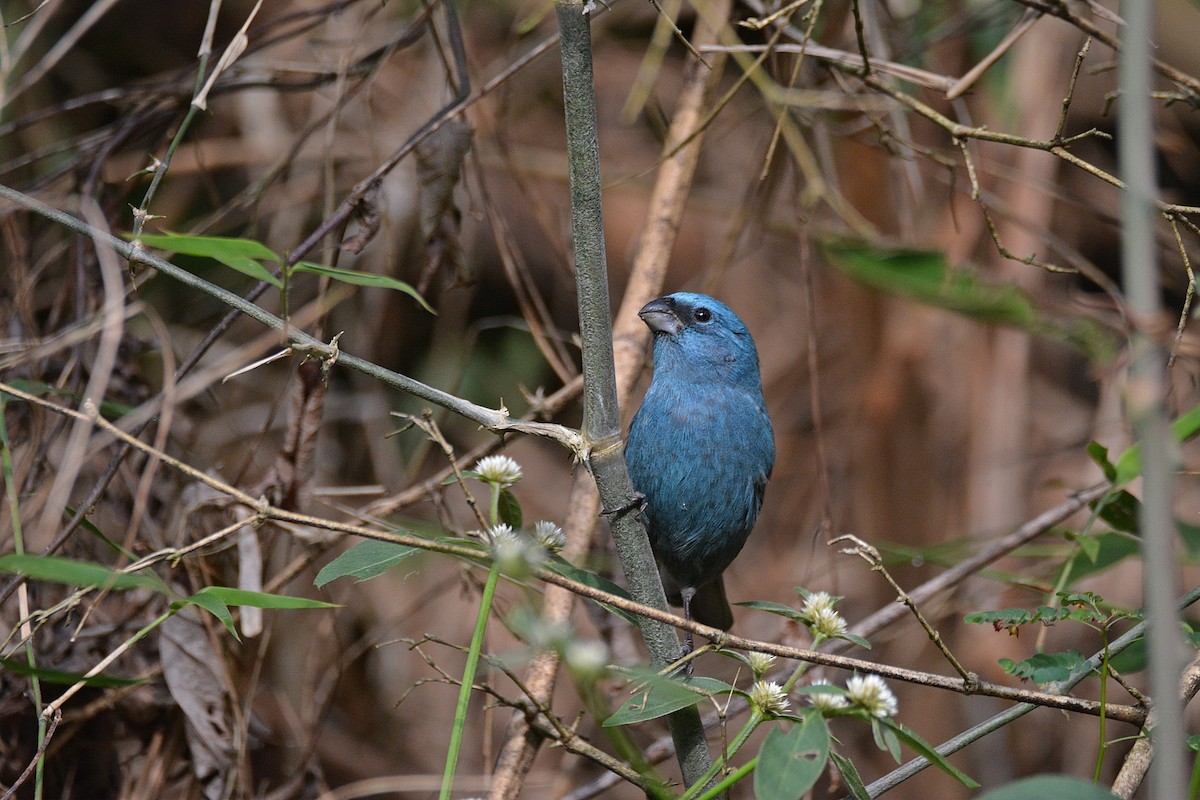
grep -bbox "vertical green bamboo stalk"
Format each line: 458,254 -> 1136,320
555,0 -> 716,789
1117,2 -> 1186,798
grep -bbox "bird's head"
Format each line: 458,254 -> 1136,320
639,292 -> 763,389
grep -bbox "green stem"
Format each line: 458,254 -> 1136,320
439,557 -> 502,800
130,51 -> 210,239
692,757 -> 757,800
1,396 -> 46,799
678,711 -> 764,800
1093,628 -> 1110,783
489,485 -> 501,531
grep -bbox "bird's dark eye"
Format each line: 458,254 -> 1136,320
693,307 -> 712,323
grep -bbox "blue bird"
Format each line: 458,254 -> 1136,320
625,293 -> 775,655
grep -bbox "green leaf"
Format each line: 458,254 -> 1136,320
829,752 -> 871,800
1087,441 -> 1117,481
754,712 -> 830,800
687,676 -> 739,697
977,775 -> 1120,800
137,232 -> 278,261
137,232 -> 283,287
1058,532 -> 1139,584
1113,402 -> 1200,485
498,489 -> 523,529
824,242 -> 1037,327
177,586 -> 337,640
175,590 -> 237,638
604,671 -> 718,727
190,585 -> 337,610
1091,489 -> 1141,534
315,539 -> 420,587
737,599 -> 805,622
1179,521 -> 1200,559
292,262 -> 434,313
999,650 -> 1090,685
1075,533 -> 1101,563
964,608 -> 1034,628
0,657 -> 145,687
823,240 -> 1117,362
0,553 -> 167,593
836,632 -> 872,650
870,717 -> 901,762
879,718 -> 978,788
544,557 -> 638,625
1107,634 -> 1146,674
794,683 -> 849,702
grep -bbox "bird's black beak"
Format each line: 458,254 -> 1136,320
638,297 -> 683,335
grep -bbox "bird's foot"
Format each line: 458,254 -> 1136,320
601,491 -> 646,520
678,630 -> 695,677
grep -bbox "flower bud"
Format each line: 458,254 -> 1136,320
746,651 -> 776,678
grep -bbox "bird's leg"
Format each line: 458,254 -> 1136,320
600,490 -> 646,520
680,586 -> 696,676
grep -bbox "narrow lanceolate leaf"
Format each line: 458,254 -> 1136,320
545,557 -> 638,625
837,632 -> 872,650
736,599 -> 805,622
189,585 -> 338,610
0,657 -> 145,687
829,752 -> 871,800
754,711 -> 830,800
176,590 -> 237,639
292,262 -> 435,313
0,553 -> 167,593
315,539 -> 420,587
136,232 -> 283,287
878,718 -> 978,788
177,586 -> 337,640
823,240 -> 1117,363
825,241 -> 1037,327
136,232 -> 279,261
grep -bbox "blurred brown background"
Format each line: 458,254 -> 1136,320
2,0 -> 1200,798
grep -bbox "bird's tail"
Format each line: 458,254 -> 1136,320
662,570 -> 734,631
690,576 -> 734,631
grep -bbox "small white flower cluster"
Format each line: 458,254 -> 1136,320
486,521 -> 567,564
474,455 -> 523,488
749,680 -> 791,716
808,674 -> 898,718
800,591 -> 848,638
846,674 -> 899,718
532,520 -> 566,554
487,523 -> 527,560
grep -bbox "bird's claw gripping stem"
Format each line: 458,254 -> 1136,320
600,491 -> 646,520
